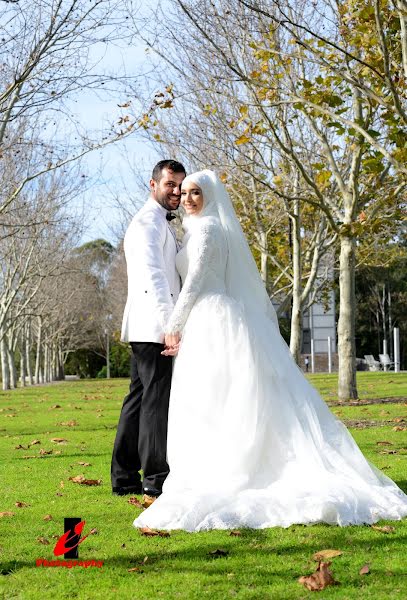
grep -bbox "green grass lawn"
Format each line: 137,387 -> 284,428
0,374 -> 406,599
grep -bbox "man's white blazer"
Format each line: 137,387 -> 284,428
121,197 -> 181,343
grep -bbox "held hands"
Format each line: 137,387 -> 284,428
161,332 -> 181,356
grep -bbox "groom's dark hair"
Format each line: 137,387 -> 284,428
152,159 -> 186,181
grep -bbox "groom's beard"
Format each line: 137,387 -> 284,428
155,190 -> 181,212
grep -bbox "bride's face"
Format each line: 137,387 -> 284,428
181,181 -> 204,215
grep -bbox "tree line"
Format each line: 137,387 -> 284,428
0,0 -> 405,399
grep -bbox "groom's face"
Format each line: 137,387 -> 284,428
150,168 -> 185,212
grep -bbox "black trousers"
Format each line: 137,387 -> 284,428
111,342 -> 172,494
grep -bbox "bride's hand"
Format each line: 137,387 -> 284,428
161,343 -> 180,356
161,332 -> 181,356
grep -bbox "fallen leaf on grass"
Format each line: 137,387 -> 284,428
379,450 -> 398,454
128,497 -> 143,508
393,417 -> 406,423
77,462 -> 91,467
392,426 -> 405,432
128,567 -> 143,573
30,440 -> 41,446
371,525 -> 395,534
298,561 -> 339,591
5,414 -> 16,418
69,475 -> 101,486
359,564 -> 370,575
209,549 -> 229,557
90,528 -> 98,535
376,441 -> 393,446
69,475 -> 84,483
51,438 -> 67,444
59,420 -> 78,427
37,537 -> 50,545
15,501 -> 30,508
313,549 -> 343,561
39,449 -> 53,456
0,511 -> 14,518
15,444 -> 28,450
229,531 -> 242,537
139,527 -> 170,538
82,479 -> 101,486
43,514 -> 53,521
50,405 -> 61,409
22,455 -> 36,460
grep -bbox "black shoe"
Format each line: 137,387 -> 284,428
142,486 -> 162,498
112,486 -> 142,496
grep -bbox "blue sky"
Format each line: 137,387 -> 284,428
67,14 -> 162,244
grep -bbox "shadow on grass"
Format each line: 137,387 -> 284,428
14,452 -> 112,461
2,527 -> 406,577
395,480 -> 407,493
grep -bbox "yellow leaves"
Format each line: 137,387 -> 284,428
235,134 -> 251,146
203,104 -> 217,116
239,105 -> 249,117
315,170 -> 332,187
138,114 -> 150,129
273,175 -> 283,186
249,70 -> 261,79
159,100 -> 173,109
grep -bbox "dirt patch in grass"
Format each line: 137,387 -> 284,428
328,396 -> 407,407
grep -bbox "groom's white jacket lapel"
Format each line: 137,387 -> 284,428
121,197 -> 181,343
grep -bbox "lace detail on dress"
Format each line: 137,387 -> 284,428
166,217 -> 225,334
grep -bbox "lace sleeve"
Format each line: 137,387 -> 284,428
165,220 -> 216,334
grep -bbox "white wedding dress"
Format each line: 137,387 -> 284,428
133,173 -> 407,532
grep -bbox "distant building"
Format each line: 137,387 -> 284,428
302,294 -> 336,354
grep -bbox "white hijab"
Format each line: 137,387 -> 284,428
181,169 -> 279,329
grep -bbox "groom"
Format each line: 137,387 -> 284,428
111,159 -> 186,502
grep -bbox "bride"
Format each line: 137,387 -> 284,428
133,169 -> 407,531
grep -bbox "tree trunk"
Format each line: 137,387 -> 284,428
44,343 -> 49,383
337,234 -> 358,400
259,231 -> 268,284
20,330 -> 26,387
35,317 -> 42,384
7,347 -> 16,388
57,344 -> 65,380
396,0 -> 407,80
289,197 -> 302,364
26,323 -> 34,385
1,332 -> 10,390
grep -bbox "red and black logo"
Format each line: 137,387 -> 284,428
54,518 -> 89,558
36,517 -> 103,568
